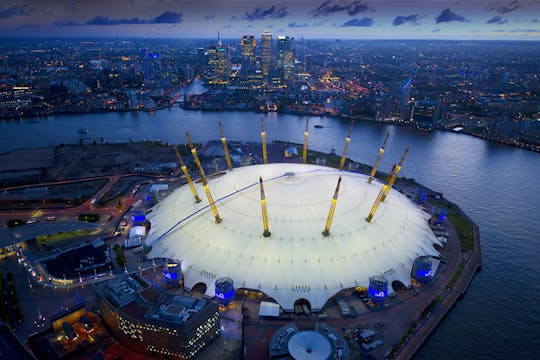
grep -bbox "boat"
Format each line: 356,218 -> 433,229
314,124 -> 323,129
77,128 -> 88,134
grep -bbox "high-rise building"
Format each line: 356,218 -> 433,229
216,45 -> 230,84
141,48 -> 149,82
277,35 -> 294,82
241,35 -> 256,78
261,29 -> 273,78
207,42 -> 230,85
397,77 -> 412,121
197,47 -> 206,66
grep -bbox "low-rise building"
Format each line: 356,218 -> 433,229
94,274 -> 220,359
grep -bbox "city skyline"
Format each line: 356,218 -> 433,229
0,0 -> 539,40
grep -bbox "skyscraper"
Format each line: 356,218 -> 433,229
277,35 -> 294,82
261,29 -> 273,79
398,77 -> 412,121
207,41 -> 230,85
241,35 -> 256,78
141,48 -> 148,82
215,45 -> 230,84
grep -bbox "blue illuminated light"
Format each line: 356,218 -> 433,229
162,270 -> 178,280
417,270 -> 432,277
132,214 -> 146,223
368,286 -> 388,302
145,195 -> 151,202
215,288 -> 234,305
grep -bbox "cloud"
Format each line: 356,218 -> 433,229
312,1 -> 370,18
20,24 -> 40,28
204,15 -> 215,21
55,11 -> 183,26
435,8 -> 468,23
341,17 -> 373,27
152,11 -> 182,24
486,16 -> 507,24
244,5 -> 287,21
493,28 -> 540,33
288,22 -> 308,28
531,18 -> 540,23
392,14 -> 422,26
54,21 -> 82,26
0,5 -> 33,19
490,1 -> 520,15
86,16 -> 146,25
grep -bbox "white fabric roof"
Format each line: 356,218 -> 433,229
287,331 -> 332,360
146,163 -> 440,311
129,225 -> 146,238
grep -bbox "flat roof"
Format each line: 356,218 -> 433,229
145,293 -> 208,325
0,221 -> 99,248
95,275 -> 212,326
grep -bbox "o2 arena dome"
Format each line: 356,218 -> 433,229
145,163 -> 440,312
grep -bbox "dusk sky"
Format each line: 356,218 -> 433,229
1,0 -> 539,40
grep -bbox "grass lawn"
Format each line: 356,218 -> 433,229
448,212 -> 474,252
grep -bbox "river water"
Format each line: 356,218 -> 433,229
1,80 -> 539,358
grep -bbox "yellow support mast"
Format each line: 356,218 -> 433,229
186,132 -> 206,179
261,117 -> 268,164
201,175 -> 222,223
172,145 -> 201,203
339,122 -> 353,170
366,184 -> 389,223
366,146 -> 410,222
380,146 -> 409,202
302,118 -> 309,164
322,176 -> 342,237
259,177 -> 271,237
219,122 -> 233,171
368,131 -> 390,184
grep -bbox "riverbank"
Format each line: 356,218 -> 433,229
180,102 -> 540,154
395,204 -> 482,359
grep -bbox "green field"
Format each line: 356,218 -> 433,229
448,212 -> 474,252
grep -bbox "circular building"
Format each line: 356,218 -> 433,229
145,163 -> 440,312
288,331 -> 332,360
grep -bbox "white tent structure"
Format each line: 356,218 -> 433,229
287,331 -> 332,360
146,163 -> 440,312
259,301 -> 281,317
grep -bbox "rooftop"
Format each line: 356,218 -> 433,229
95,275 -> 211,326
145,293 -> 208,325
146,163 -> 441,311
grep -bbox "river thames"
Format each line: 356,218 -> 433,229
1,81 -> 539,359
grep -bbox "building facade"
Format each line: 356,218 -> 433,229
260,29 -> 273,79
241,35 -> 256,78
95,275 -> 220,359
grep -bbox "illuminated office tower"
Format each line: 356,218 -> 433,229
398,77 -> 412,121
207,43 -> 230,85
261,29 -> 273,78
277,36 -> 294,82
241,35 -> 256,77
215,45 -> 230,84
141,48 -> 149,82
